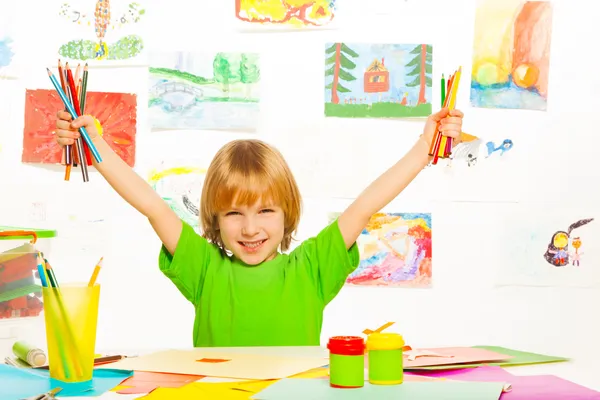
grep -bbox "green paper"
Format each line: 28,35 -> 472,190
405,346 -> 569,370
252,379 -> 505,400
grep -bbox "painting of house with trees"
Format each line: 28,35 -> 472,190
148,51 -> 260,131
324,43 -> 432,118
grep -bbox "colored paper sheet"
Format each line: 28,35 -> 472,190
115,371 -> 205,394
0,365 -> 132,400
138,380 -> 277,399
410,366 -> 600,399
251,378 -> 505,400
407,366 -> 513,381
498,375 -> 600,400
99,349 -> 328,380
411,346 -> 568,370
403,347 -> 512,368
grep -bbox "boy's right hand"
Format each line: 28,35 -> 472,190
55,111 -> 99,147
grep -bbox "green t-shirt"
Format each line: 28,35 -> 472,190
158,218 -> 360,347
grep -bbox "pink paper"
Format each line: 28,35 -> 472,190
403,347 -> 512,368
408,366 -> 600,399
407,366 -> 513,380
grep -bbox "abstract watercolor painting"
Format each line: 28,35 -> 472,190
149,51 -> 260,131
470,0 -> 553,110
147,162 -> 207,231
22,89 -> 137,166
329,212 -> 432,287
56,1 -> 145,62
236,0 -> 335,27
325,43 -> 432,118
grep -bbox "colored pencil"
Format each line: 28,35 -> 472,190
65,65 -> 92,167
441,74 -> 445,108
430,67 -> 462,164
88,257 -> 103,287
58,60 -> 73,178
80,64 -> 88,113
65,64 -> 89,182
46,68 -> 102,163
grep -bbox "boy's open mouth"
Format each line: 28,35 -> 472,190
239,239 -> 267,250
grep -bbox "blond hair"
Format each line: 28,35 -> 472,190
200,139 -> 302,251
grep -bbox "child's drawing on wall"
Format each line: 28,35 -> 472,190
57,1 -> 145,62
448,133 -> 514,167
324,43 -> 432,118
570,237 -> 583,267
543,218 -> 593,267
470,0 -> 553,111
147,163 -> 207,232
236,0 -> 335,27
148,51 -> 260,131
328,212 -> 432,287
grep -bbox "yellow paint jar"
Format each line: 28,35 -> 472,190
366,332 -> 405,385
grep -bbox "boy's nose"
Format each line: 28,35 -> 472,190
242,219 -> 260,236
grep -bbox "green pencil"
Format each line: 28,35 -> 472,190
80,63 -> 88,113
441,74 -> 446,107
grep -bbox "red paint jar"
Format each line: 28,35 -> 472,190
327,336 -> 365,388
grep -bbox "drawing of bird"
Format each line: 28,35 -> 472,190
485,139 -> 513,157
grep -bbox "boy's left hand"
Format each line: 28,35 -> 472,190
421,108 -> 464,150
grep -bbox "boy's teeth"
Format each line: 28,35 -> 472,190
242,240 -> 264,248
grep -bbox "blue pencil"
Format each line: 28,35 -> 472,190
46,68 -> 102,163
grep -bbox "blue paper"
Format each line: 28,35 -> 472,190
251,378 -> 505,400
0,365 -> 132,399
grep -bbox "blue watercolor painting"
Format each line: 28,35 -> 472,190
148,51 -> 260,131
325,43 -> 432,118
0,36 -> 14,71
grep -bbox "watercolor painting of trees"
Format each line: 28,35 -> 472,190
324,43 -> 432,118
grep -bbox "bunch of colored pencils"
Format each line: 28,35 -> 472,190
48,61 -> 102,182
37,254 -> 103,379
428,66 -> 462,165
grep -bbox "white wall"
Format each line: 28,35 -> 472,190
1,0 -> 599,381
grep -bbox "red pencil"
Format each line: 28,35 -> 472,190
58,60 -> 72,178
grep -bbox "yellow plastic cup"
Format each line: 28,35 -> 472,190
42,284 -> 100,382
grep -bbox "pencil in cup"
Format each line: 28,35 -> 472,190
46,68 -> 102,164
37,256 -> 73,379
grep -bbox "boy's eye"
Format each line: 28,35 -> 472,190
260,209 -> 274,213
226,211 -> 241,216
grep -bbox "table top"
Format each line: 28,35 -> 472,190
2,346 -> 599,399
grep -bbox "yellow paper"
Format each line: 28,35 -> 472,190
138,381 -> 273,400
99,349 -> 328,380
289,367 -> 329,379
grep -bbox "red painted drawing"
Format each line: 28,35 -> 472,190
22,89 -> 137,166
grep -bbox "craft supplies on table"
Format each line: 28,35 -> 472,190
12,340 -> 46,367
326,336 -> 365,388
366,332 -> 405,385
42,283 -> 101,382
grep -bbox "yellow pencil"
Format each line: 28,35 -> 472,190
88,257 -> 103,287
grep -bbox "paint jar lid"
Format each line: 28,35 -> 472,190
327,336 -> 365,355
366,333 -> 405,350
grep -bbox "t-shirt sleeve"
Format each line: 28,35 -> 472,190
158,220 -> 215,305
294,218 -> 360,305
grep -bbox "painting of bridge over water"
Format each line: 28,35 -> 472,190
148,51 -> 260,131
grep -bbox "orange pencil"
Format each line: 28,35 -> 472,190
88,257 -> 103,287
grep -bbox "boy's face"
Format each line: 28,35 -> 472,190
217,199 -> 285,265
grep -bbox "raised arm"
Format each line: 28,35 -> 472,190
56,112 -> 182,254
337,108 -> 464,249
